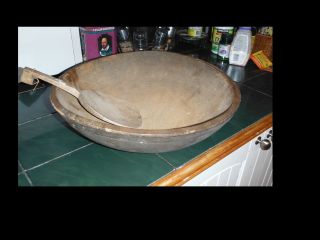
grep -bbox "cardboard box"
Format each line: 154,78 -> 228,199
80,27 -> 117,61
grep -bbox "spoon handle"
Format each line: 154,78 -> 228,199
19,67 -> 80,98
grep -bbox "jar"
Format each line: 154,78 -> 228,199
188,27 -> 203,37
211,27 -> 234,54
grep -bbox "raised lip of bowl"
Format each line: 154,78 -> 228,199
50,51 -> 241,137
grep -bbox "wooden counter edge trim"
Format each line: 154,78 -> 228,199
150,113 -> 272,186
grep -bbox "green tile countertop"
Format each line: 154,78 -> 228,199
18,53 -> 272,186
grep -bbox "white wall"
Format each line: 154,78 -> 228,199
18,27 -> 83,75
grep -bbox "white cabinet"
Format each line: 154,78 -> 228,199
18,27 -> 83,75
183,142 -> 250,186
183,127 -> 273,186
238,127 -> 273,186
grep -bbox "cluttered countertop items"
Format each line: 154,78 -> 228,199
18,26 -> 272,186
78,26 -> 272,71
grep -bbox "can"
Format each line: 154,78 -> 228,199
211,27 -> 234,54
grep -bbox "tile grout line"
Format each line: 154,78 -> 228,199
247,71 -> 267,80
240,83 -> 272,98
155,153 -> 176,170
148,168 -> 177,186
23,143 -> 94,173
234,71 -> 267,85
18,85 -> 47,95
18,112 -> 57,126
150,149 -> 215,186
18,161 -> 33,186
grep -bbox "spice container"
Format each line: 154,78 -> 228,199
217,33 -> 233,62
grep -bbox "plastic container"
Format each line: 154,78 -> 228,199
229,27 -> 252,66
211,27 -> 234,54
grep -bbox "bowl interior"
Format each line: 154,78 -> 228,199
57,51 -> 235,130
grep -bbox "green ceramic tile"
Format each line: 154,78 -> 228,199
225,63 -> 266,83
18,113 -> 90,170
18,82 -> 48,93
158,122 -> 239,168
158,83 -> 272,168
18,162 -> 22,173
207,57 -> 265,83
229,84 -> 272,129
18,174 -> 31,186
18,86 -> 56,124
242,72 -> 273,96
27,144 -> 173,186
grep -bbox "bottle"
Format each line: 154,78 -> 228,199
211,27 -> 234,54
217,33 -> 233,62
229,27 -> 252,66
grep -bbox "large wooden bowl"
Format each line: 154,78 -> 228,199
50,51 -> 241,153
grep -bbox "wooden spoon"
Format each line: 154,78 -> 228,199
19,67 -> 142,128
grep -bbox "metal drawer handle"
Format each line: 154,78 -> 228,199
255,136 -> 271,150
267,130 -> 273,141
